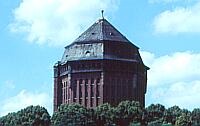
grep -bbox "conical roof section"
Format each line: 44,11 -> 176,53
73,18 -> 130,43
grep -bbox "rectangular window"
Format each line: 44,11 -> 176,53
73,83 -> 77,99
91,78 -> 94,85
79,79 -> 83,85
79,83 -> 82,98
64,82 -> 67,102
62,82 -> 65,103
91,98 -> 93,107
97,78 -> 100,85
86,98 -> 88,107
91,84 -> 94,97
74,80 -> 77,98
85,84 -> 88,97
85,79 -> 88,85
97,84 -> 100,97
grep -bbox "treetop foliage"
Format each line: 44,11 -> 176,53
0,101 -> 200,126
0,105 -> 50,126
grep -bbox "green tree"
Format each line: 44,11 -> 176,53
51,103 -> 95,126
95,103 -> 115,126
0,105 -> 50,126
146,104 -> 165,123
175,113 -> 191,126
163,105 -> 182,125
114,100 -> 143,126
191,108 -> 200,126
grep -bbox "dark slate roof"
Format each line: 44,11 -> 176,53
73,18 -> 130,43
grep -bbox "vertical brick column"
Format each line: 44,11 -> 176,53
69,89 -> 71,104
66,83 -> 69,104
65,82 -> 67,104
61,82 -> 65,103
68,74 -> 72,104
94,79 -> 97,107
53,63 -> 62,112
71,85 -> 74,104
100,72 -> 104,104
53,78 -> 60,111
62,80 -> 67,103
82,79 -> 85,106
133,74 -> 137,98
63,82 -> 65,103
76,80 -> 79,104
88,79 -> 91,108
65,82 -> 67,103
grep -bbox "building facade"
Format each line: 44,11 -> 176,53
53,18 -> 149,111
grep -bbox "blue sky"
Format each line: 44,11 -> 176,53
1,0 -> 200,116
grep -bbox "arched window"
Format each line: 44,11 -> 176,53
85,50 -> 91,57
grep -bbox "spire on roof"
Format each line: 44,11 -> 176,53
101,10 -> 104,19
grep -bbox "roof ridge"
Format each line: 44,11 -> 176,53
73,18 -> 130,43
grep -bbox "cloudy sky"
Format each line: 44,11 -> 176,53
1,0 -> 200,116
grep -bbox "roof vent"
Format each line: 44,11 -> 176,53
110,32 -> 114,36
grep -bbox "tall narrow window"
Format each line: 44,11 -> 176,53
85,79 -> 88,85
79,79 -> 82,98
91,98 -> 93,107
73,80 -> 77,99
91,84 -> 94,97
85,79 -> 88,98
85,83 -> 88,97
91,78 -> 94,85
64,82 -> 68,103
97,84 -> 100,97
62,82 -> 65,103
64,82 -> 67,102
86,98 -> 88,107
97,78 -> 100,85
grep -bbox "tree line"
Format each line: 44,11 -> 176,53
0,100 -> 200,126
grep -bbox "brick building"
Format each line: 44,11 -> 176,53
53,18 -> 149,111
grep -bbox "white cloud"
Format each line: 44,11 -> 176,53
0,90 -> 52,116
142,51 -> 200,87
164,81 -> 200,109
10,0 -> 119,46
141,51 -> 200,109
153,1 -> 200,34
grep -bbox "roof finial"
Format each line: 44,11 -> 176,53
101,10 -> 104,19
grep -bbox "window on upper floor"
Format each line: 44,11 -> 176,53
91,84 -> 94,97
91,78 -> 94,85
85,79 -> 88,85
97,78 -> 100,85
85,84 -> 88,97
85,50 -> 91,57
